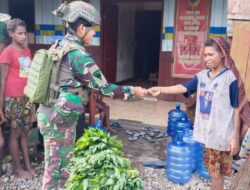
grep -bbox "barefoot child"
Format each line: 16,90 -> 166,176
0,18 -> 35,178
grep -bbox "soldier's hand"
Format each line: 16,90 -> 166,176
147,87 -> 161,97
134,86 -> 147,97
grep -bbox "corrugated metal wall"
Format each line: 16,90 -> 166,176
209,0 -> 227,38
161,0 -> 227,52
34,0 -> 101,45
34,0 -> 63,44
90,0 -> 101,46
161,0 -> 175,52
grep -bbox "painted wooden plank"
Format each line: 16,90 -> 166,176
231,21 -> 250,99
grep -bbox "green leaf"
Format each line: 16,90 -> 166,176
65,128 -> 143,190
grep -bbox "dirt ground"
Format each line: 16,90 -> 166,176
110,119 -> 167,161
0,120 -> 233,190
111,119 -> 233,190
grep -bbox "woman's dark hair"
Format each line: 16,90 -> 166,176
7,18 -> 26,33
204,38 -> 222,53
68,18 -> 92,33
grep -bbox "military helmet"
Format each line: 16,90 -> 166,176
52,1 -> 100,26
0,13 -> 11,23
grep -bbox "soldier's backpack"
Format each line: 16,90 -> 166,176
24,40 -> 83,106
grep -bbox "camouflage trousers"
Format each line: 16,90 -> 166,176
37,112 -> 77,190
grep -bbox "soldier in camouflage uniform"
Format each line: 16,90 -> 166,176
37,1 -> 146,189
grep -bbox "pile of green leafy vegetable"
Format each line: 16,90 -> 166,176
65,128 -> 143,190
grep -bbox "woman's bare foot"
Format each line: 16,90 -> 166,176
27,168 -> 36,177
15,168 -> 33,179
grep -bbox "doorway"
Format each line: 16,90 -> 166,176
101,1 -> 162,87
101,1 -> 118,83
134,10 -> 161,85
9,0 -> 35,32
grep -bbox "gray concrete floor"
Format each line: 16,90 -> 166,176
103,97 -> 185,127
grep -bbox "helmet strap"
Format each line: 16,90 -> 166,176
65,22 -> 76,35
67,24 -> 93,43
68,27 -> 76,35
81,27 -> 92,42
83,27 -> 92,38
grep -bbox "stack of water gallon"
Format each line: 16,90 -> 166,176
166,103 -> 211,184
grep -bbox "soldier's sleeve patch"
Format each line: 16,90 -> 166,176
89,64 -> 107,86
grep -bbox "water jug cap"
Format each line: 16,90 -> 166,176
175,102 -> 181,109
96,119 -> 102,124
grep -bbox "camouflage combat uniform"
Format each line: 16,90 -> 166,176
37,33 -> 135,190
0,14 -> 10,44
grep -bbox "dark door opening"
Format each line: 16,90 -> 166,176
134,11 -> 161,87
101,1 -> 118,83
9,0 -> 34,32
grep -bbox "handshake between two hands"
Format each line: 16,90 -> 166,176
134,86 -> 161,98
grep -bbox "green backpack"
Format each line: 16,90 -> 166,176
24,40 -> 83,106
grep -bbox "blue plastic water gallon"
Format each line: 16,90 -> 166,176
183,128 -> 199,172
92,119 -> 108,133
197,143 -> 211,180
174,113 -> 192,137
167,103 -> 185,138
166,128 -> 192,184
